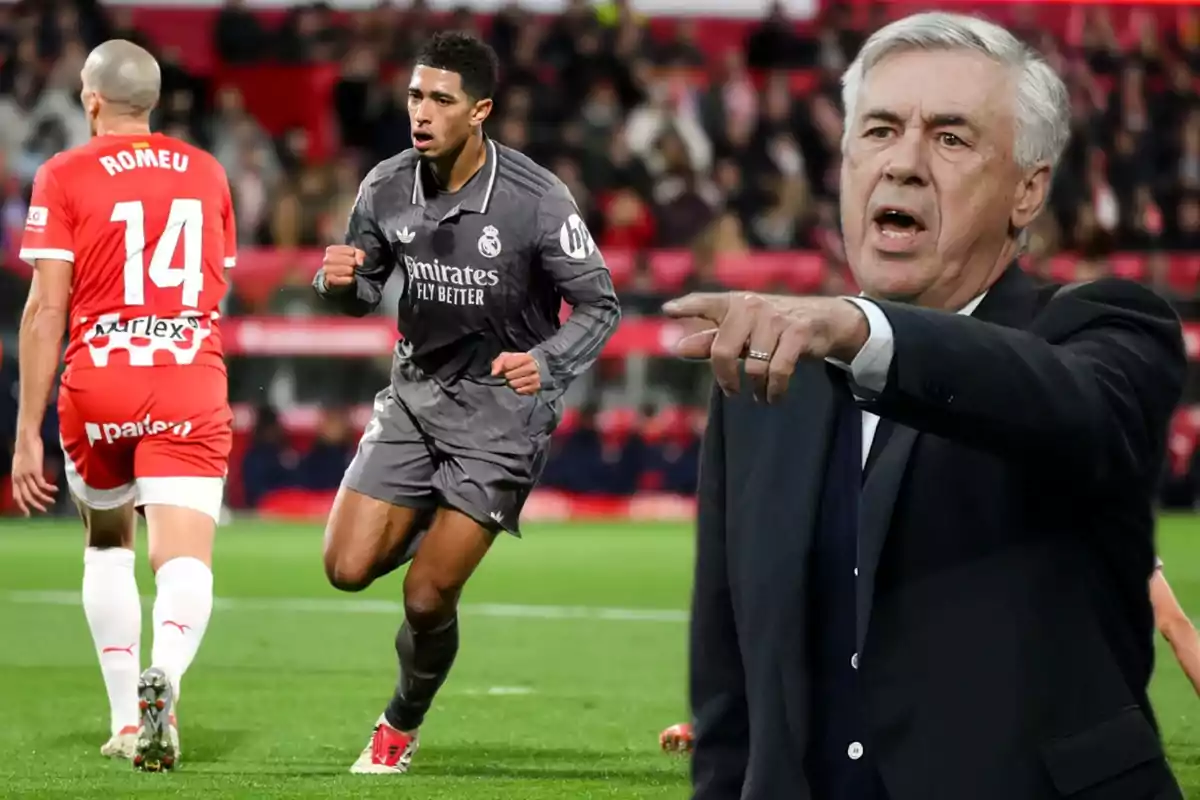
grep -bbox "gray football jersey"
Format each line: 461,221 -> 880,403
315,138 -> 621,390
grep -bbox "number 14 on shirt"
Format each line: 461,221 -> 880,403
111,198 -> 205,308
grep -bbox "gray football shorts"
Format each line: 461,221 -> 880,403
342,383 -> 555,538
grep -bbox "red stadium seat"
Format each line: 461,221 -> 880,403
713,252 -> 782,291
603,248 -> 636,290
1047,256 -> 1077,283
642,405 -> 695,445
1108,253 -> 1145,281
1168,409 -> 1200,476
778,251 -> 826,293
1169,254 -> 1200,294
647,250 -> 695,292
596,407 -> 640,444
556,406 -> 582,436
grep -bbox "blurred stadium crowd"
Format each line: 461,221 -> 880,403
3,0 -> 1200,512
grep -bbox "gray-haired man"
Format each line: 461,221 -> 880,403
667,12 -> 1185,800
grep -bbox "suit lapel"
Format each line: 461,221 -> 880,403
856,421 -> 918,653
853,263 -> 1040,653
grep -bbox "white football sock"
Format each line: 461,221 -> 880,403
150,557 -> 213,703
82,547 -> 142,736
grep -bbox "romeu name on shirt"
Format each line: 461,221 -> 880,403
19,132 -> 238,373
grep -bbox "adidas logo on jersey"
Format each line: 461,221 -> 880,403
85,416 -> 193,446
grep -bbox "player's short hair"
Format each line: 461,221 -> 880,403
83,39 -> 162,115
840,12 -> 1070,174
414,31 -> 499,101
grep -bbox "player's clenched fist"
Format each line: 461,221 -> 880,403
492,352 -> 541,395
321,245 -> 365,289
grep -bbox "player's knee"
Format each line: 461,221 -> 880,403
323,550 -> 376,592
81,502 -> 136,549
402,573 -> 459,631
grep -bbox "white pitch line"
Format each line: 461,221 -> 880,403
4,590 -> 688,624
459,686 -> 536,696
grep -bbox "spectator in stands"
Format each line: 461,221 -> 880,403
598,186 -> 655,252
639,407 -> 700,495
214,0 -> 270,65
210,87 -> 279,183
272,163 -> 327,248
366,71 -> 414,166
275,3 -> 341,64
627,79 -> 711,180
745,1 -> 812,69
14,117 -> 68,186
295,407 -> 354,492
1166,192 -> 1200,251
241,406 -> 297,509
228,140 -> 279,247
542,405 -> 643,496
2,0 -> 1200,507
649,130 -> 720,248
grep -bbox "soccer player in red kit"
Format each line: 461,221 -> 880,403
11,40 -> 236,773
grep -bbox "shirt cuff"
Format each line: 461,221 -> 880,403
826,296 -> 894,394
529,347 -> 557,392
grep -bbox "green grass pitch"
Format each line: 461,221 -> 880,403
1,515 -> 1199,798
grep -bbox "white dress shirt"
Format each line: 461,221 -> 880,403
835,293 -> 988,467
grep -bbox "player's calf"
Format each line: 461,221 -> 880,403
78,501 -> 143,749
384,509 -> 493,731
143,501 -> 216,725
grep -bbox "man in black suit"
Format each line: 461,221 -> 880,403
663,11 -> 1187,800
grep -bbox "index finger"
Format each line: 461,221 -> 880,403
709,297 -> 755,395
661,293 -> 730,324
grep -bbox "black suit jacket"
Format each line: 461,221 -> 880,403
689,266 -> 1187,800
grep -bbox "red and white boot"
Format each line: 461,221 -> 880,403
660,722 -> 694,754
100,725 -> 139,759
350,714 -> 419,774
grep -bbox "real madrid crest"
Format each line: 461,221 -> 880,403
478,225 -> 502,258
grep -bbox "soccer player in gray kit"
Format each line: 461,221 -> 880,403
313,31 -> 621,774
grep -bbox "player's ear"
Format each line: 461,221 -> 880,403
470,98 -> 493,128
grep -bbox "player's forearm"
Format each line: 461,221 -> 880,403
1163,621 -> 1200,697
312,270 -> 383,318
530,296 -> 620,391
16,299 -> 66,441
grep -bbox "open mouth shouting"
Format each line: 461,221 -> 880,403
871,205 -> 929,254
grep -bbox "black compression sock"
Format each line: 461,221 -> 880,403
384,615 -> 459,732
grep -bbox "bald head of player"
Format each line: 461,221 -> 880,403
80,39 -> 162,136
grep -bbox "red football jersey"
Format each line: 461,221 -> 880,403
20,132 -> 237,375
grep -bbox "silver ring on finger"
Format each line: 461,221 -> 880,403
747,349 -> 772,362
